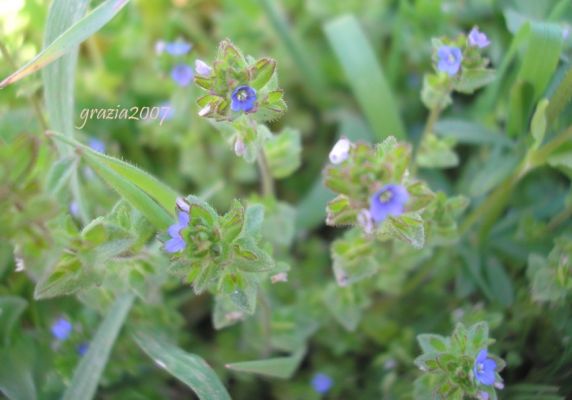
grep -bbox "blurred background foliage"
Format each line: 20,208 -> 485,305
0,0 -> 572,399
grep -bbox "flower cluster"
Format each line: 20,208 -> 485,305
415,322 -> 505,399
423,27 -> 495,111
162,196 -> 285,321
323,136 -> 435,246
193,39 -> 286,122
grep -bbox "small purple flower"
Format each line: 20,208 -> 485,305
468,27 -> 491,48
437,46 -> 463,76
195,59 -> 212,76
369,184 -> 409,224
88,138 -> 105,153
230,85 -> 257,112
357,209 -> 374,234
473,349 -> 497,386
477,392 -> 490,400
51,318 -> 72,341
164,40 -> 192,56
77,342 -> 89,356
164,211 -> 189,253
171,64 -> 194,87
311,373 -> 333,395
69,201 -> 80,217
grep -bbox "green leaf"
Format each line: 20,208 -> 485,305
46,156 -> 76,195
225,348 -> 306,379
435,120 -> 513,147
83,153 -> 172,230
259,0 -> 325,94
454,68 -> 496,94
263,128 -> 302,179
49,132 -> 179,213
417,134 -> 459,169
417,334 -> 449,354
241,203 -> 265,237
0,0 -> 130,89
134,332 -> 231,400
546,64 -> 572,127
0,297 -> 27,346
531,98 -> 549,148
63,293 -> 134,400
249,58 -> 276,90
324,15 -> 405,139
378,213 -> 425,249
518,22 -> 564,100
0,339 -> 38,400
34,254 -> 98,299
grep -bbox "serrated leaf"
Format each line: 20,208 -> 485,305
417,334 -> 449,354
454,68 -> 496,94
249,58 -> 276,90
34,254 -> 99,299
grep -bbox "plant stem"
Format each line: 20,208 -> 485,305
461,125 -> 572,239
0,40 -> 48,131
257,148 -> 275,197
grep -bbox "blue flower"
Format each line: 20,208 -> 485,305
311,373 -> 333,394
437,46 -> 463,76
51,317 -> 72,341
468,27 -> 490,48
474,349 -> 497,386
77,342 -> 89,356
88,138 -> 105,153
164,211 -> 189,253
230,85 -> 257,112
171,64 -> 194,87
164,40 -> 192,56
69,201 -> 80,217
369,184 -> 409,224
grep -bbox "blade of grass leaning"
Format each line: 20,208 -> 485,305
323,15 -> 405,140
0,0 -> 130,89
62,293 -> 134,400
258,0 -> 326,94
48,131 -> 179,216
42,0 -> 90,224
295,114 -> 372,232
225,348 -> 306,379
134,333 -> 231,400
546,64 -> 572,127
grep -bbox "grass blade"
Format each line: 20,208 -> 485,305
0,0 -> 130,89
323,15 -> 405,139
62,293 -> 134,400
48,131 -> 178,228
134,333 -> 231,400
225,348 -> 305,379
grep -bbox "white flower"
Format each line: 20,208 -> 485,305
195,59 -> 212,76
329,137 -> 351,164
234,137 -> 246,156
271,272 -> 288,283
198,104 -> 211,117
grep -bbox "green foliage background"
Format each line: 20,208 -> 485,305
0,0 -> 571,399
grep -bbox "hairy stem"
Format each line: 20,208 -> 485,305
257,148 -> 275,197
